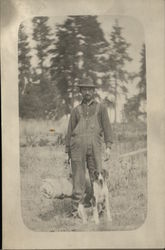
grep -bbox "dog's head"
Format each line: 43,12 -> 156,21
93,169 -> 109,186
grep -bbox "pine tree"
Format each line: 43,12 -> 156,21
32,17 -> 53,76
18,23 -> 32,96
50,16 -> 79,117
123,95 -> 140,122
31,17 -> 56,118
18,23 -> 32,118
50,15 -> 109,118
123,43 -> 147,122
108,19 -> 132,124
136,43 -> 147,121
75,16 -> 109,81
137,43 -> 146,100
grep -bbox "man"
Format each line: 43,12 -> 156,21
65,76 -> 113,218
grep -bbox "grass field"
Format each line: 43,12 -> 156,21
20,119 -> 147,231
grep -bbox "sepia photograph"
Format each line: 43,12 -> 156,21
19,15 -> 147,232
2,0 -> 164,249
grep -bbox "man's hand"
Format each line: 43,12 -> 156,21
67,151 -> 71,164
105,147 -> 111,161
64,153 -> 71,167
65,146 -> 71,164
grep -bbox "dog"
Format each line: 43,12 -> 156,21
92,169 -> 112,224
40,169 -> 112,225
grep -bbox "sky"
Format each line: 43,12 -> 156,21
22,15 -> 145,122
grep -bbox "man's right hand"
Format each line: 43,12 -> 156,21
64,152 -> 71,167
104,147 -> 111,161
65,146 -> 71,164
68,155 -> 71,164
67,151 -> 71,164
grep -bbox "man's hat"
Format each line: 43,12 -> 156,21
76,76 -> 98,88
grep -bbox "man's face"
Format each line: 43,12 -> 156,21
80,87 -> 95,102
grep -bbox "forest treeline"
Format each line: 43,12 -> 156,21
18,16 -> 146,122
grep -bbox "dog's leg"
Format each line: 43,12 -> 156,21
92,196 -> 99,224
98,203 -> 103,215
93,206 -> 99,224
105,188 -> 112,222
78,203 -> 87,224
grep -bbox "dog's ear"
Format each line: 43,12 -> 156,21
93,170 -> 99,180
101,169 -> 109,180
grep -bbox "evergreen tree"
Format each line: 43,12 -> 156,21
124,95 -> 140,122
136,43 -> 147,121
75,16 -> 109,81
18,23 -> 33,118
124,43 -> 147,122
50,15 -> 109,118
108,19 -> 132,124
50,16 -> 80,117
31,17 -> 56,118
18,23 -> 32,96
32,17 -> 53,76
137,43 -> 146,100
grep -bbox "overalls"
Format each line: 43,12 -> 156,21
70,103 -> 102,212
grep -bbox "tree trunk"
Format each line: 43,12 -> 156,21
71,81 -> 74,108
114,73 -> 117,125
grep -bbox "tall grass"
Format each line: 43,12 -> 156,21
19,117 -> 70,147
20,118 -> 147,231
20,117 -> 70,137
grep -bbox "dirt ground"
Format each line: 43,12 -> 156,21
20,142 -> 147,232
